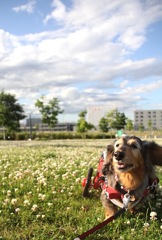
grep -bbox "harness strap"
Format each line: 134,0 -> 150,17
103,177 -> 159,209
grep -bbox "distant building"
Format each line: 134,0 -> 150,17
26,118 -> 42,127
25,118 -> 76,131
134,109 -> 162,130
87,106 -> 111,127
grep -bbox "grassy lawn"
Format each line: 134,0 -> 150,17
0,139 -> 162,240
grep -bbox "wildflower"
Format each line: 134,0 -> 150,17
126,220 -> 130,225
150,211 -> 157,220
160,225 -> 162,230
11,198 -> 17,205
38,193 -> 46,201
143,223 -> 149,228
47,202 -> 53,207
15,208 -> 20,213
156,202 -> 161,208
31,204 -> 38,212
7,190 -> 11,197
24,200 -> 30,206
3,198 -> 10,206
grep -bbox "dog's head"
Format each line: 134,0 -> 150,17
103,135 -> 162,179
113,136 -> 143,173
103,136 -> 162,177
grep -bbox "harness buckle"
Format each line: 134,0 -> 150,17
150,179 -> 158,189
123,193 -> 131,209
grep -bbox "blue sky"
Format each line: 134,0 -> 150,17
0,0 -> 162,123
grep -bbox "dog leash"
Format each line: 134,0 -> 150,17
73,191 -> 143,240
73,207 -> 126,240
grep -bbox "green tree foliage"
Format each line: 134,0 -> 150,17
148,119 -> 152,131
35,96 -> 64,127
76,110 -> 95,133
107,109 -> 126,130
99,117 -> 109,132
139,124 -> 144,132
0,91 -> 26,132
125,119 -> 133,131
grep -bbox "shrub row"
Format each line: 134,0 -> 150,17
0,131 -> 115,140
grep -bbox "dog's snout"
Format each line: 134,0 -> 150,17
114,151 -> 125,160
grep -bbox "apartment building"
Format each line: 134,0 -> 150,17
134,110 -> 162,130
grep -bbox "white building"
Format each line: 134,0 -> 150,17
134,109 -> 162,130
87,106 -> 111,127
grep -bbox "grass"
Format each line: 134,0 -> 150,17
0,139 -> 162,240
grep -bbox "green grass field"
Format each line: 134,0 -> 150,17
0,139 -> 162,240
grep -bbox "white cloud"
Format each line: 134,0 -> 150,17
12,0 -> 36,14
44,0 -> 66,24
0,0 -> 162,120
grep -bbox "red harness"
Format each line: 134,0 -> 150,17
102,177 -> 159,203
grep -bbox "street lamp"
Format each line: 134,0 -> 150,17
29,113 -> 32,140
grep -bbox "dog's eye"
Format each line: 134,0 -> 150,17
116,144 -> 119,147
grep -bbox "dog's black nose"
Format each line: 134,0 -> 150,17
114,151 -> 125,160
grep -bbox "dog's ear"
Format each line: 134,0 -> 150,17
142,140 -> 162,166
106,144 -> 114,163
102,144 -> 114,176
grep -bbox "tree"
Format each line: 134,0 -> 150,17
0,91 -> 26,137
76,110 -> 95,133
35,96 -> 64,127
125,119 -> 133,131
107,109 -> 126,130
148,119 -> 152,131
99,117 -> 109,132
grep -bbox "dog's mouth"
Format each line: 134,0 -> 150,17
116,161 -> 134,171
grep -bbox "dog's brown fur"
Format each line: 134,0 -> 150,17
101,136 -> 162,219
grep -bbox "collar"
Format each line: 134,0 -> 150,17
102,176 -> 159,204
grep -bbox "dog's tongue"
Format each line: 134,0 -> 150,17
118,162 -> 125,168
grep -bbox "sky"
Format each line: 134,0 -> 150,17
0,0 -> 162,123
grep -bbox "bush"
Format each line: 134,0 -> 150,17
0,131 -> 115,140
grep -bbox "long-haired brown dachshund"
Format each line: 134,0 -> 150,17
101,136 -> 162,219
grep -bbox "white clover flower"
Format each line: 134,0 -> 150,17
143,223 -> 149,228
15,208 -> 20,213
31,204 -> 38,211
24,200 -> 30,206
11,198 -> 17,205
156,202 -> 161,207
7,190 -> 11,197
47,202 -> 53,207
150,211 -> 157,220
3,198 -> 10,206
